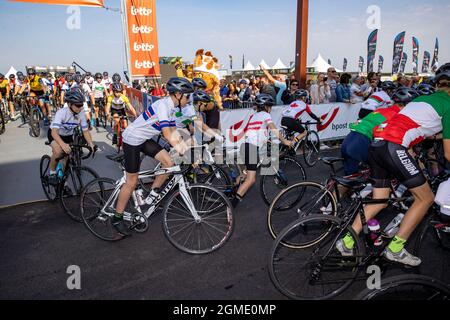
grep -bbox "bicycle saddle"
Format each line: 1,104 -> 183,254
322,157 -> 344,165
106,154 -> 125,163
334,176 -> 367,190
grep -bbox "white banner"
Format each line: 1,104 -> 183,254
220,103 -> 362,144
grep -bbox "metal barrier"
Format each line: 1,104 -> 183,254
222,100 -> 255,110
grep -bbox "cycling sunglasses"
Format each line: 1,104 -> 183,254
73,103 -> 84,108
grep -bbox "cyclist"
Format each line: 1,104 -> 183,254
416,83 -> 436,96
105,83 -> 137,145
73,74 -> 94,129
114,77 -> 192,236
41,73 -> 55,120
0,73 -> 11,121
336,63 -> 450,266
103,71 -> 112,88
110,73 -> 127,94
232,94 -> 294,208
47,87 -> 96,185
358,81 -> 396,119
280,89 -> 321,143
193,77 -> 221,133
91,72 -> 109,127
341,87 -> 419,176
84,71 -> 94,90
26,68 -> 50,126
60,73 -> 77,106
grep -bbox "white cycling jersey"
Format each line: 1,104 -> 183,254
50,106 -> 89,136
122,97 -> 177,146
282,100 -> 314,120
92,80 -> 108,99
244,111 -> 274,147
361,90 -> 392,111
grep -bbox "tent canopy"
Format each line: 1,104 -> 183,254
309,54 -> 342,73
272,58 -> 287,70
257,59 -> 271,70
243,61 -> 256,71
5,66 -> 18,78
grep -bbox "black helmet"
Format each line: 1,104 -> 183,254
103,71 -> 109,77
192,77 -> 207,89
416,83 -> 436,96
255,94 -> 275,108
18,75 -> 25,82
0,73 -> 4,79
167,77 -> 194,94
381,81 -> 396,91
434,63 -> 450,85
112,73 -> 121,83
193,90 -> 212,103
65,73 -> 74,82
112,82 -> 123,92
74,74 -> 84,84
16,71 -> 23,77
293,89 -> 309,100
9,74 -> 15,79
85,71 -> 92,77
95,72 -> 102,79
392,88 -> 419,104
65,87 -> 85,105
27,68 -> 36,76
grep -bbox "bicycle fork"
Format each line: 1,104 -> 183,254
178,178 -> 201,222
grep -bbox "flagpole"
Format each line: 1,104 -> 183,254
121,0 -> 132,84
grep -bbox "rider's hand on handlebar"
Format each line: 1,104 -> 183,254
174,142 -> 188,156
61,143 -> 72,155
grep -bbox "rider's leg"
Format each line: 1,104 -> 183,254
50,142 -> 64,172
8,99 -> 15,119
152,149 -> 174,190
116,172 -> 139,214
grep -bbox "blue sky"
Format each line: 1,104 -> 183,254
0,0 -> 449,74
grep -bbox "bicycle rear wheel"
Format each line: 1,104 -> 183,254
269,215 -> 363,300
354,274 -> 450,300
267,181 -> 338,242
260,156 -> 307,206
303,131 -> 321,167
30,108 -> 41,137
163,184 -> 234,254
60,166 -> 99,222
40,155 -> 58,202
186,164 -> 232,196
0,106 -> 5,135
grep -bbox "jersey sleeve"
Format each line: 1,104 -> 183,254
50,110 -> 64,130
106,95 -> 113,105
79,111 -> 89,131
154,103 -> 172,130
265,113 -> 274,125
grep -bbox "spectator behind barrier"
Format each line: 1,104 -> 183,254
335,73 -> 352,103
326,67 -> 338,102
310,73 -> 331,104
281,79 -> 299,105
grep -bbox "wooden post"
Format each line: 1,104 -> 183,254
295,0 -> 309,88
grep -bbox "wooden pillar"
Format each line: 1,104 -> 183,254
295,0 -> 309,88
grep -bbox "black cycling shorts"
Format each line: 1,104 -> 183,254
123,140 -> 164,174
240,143 -> 260,172
110,108 -> 126,117
281,117 -> 305,134
47,128 -> 74,145
30,90 -> 45,97
368,140 -> 427,189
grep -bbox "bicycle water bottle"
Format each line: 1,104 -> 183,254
368,219 -> 383,246
56,163 -> 64,179
384,213 -> 405,238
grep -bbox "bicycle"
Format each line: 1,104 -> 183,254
0,97 -> 5,135
110,113 -> 128,153
80,146 -> 234,254
95,98 -> 107,128
354,274 -> 450,300
40,142 -> 99,222
28,95 -> 45,138
280,121 -> 321,167
268,177 -> 412,300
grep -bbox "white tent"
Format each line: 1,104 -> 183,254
5,66 -> 18,78
272,58 -> 288,70
243,61 -> 256,71
257,59 -> 271,70
309,54 -> 342,73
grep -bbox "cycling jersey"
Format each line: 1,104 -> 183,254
282,100 -> 316,120
28,76 -> 44,92
0,79 -> 9,92
244,111 -> 274,147
61,81 -> 77,92
41,78 -> 53,91
92,80 -> 108,99
107,94 -> 130,110
350,105 -> 401,141
8,79 -> 17,90
122,97 -> 177,146
85,76 -> 94,89
379,91 -> 450,148
360,90 -> 392,112
50,106 -> 89,136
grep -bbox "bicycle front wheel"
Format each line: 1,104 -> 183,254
60,166 -> 99,222
0,106 -> 5,135
260,156 -> 307,206
267,181 -> 338,242
354,274 -> 450,300
303,131 -> 321,167
40,155 -> 58,202
30,108 -> 41,137
269,215 -> 363,300
163,184 -> 234,254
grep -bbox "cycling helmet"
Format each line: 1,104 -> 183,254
112,73 -> 121,83
85,71 -> 92,77
0,73 -> 4,79
416,83 -> 436,96
16,71 -> 24,77
381,81 -> 396,91
95,72 -> 102,79
166,77 -> 194,94
434,63 -> 450,84
193,90 -> 212,103
192,77 -> 207,89
292,89 -> 309,100
65,73 -> 74,82
391,88 -> 419,104
112,82 -> 123,92
27,68 -> 36,76
18,75 -> 25,82
74,74 -> 84,84
255,94 -> 275,110
103,71 -> 109,77
65,87 -> 85,105
9,74 -> 15,79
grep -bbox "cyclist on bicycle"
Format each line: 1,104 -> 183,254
60,73 -> 77,106
106,83 -> 137,145
114,77 -> 192,236
91,72 -> 109,127
337,63 -> 450,266
280,89 -> 321,143
232,94 -> 294,208
47,87 -> 96,185
84,71 -> 94,90
358,81 -> 396,119
25,68 -> 51,126
341,87 -> 419,176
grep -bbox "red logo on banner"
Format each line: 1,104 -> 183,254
318,108 -> 340,131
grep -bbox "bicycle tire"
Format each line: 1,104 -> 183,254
30,108 -> 41,137
267,181 -> 338,243
60,166 -> 99,222
260,156 -> 307,206
269,215 -> 364,300
186,164 -> 233,196
354,274 -> 450,300
0,105 -> 5,135
162,184 -> 234,254
39,155 -> 59,202
303,130 -> 321,167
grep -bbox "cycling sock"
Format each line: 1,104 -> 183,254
114,212 -> 123,220
388,236 -> 406,253
343,233 -> 355,250
231,194 -> 243,208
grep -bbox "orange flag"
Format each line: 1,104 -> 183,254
9,0 -> 104,7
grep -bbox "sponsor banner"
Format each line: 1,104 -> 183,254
431,38 -> 439,72
221,103 -> 361,145
392,31 -> 406,74
422,51 -> 431,74
412,37 -> 419,74
378,55 -> 384,73
9,0 -> 104,6
399,52 -> 408,74
124,0 -> 160,77
367,29 -> 378,73
126,87 -> 144,115
343,58 -> 347,72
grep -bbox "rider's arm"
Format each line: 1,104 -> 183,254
125,101 -> 137,118
162,127 -> 187,154
79,113 -> 95,148
268,122 -> 291,146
